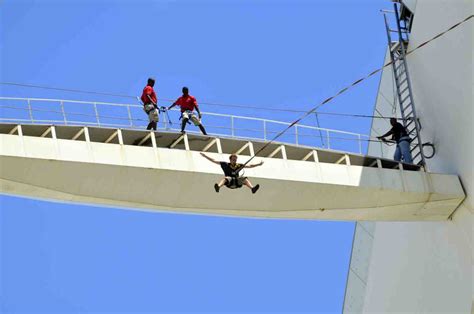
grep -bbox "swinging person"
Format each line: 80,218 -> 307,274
200,152 -> 263,194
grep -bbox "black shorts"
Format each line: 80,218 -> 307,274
224,176 -> 247,189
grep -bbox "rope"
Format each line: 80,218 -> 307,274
1,14 -> 471,167
0,83 -> 410,120
238,14 -> 473,169
1,15 -> 471,126
1,104 -> 392,145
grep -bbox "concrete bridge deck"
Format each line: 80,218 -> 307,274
0,123 -> 465,221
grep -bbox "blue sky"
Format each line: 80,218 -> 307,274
1,0 -> 389,312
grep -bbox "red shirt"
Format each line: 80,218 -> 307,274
175,95 -> 198,112
141,85 -> 157,105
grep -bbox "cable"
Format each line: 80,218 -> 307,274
1,104 -> 400,146
0,82 -> 136,99
2,14 -> 471,165
2,15 -> 471,126
0,93 -> 412,121
238,14 -> 473,169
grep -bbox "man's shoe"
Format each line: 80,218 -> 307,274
214,184 -> 220,193
251,184 -> 260,194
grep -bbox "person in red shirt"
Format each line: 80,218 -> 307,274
140,78 -> 159,130
168,87 -> 207,135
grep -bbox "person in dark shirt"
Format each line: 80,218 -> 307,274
200,152 -> 264,193
140,77 -> 159,131
168,87 -> 207,135
377,118 -> 413,164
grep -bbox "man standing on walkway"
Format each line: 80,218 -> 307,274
168,87 -> 207,135
377,118 -> 413,164
141,77 -> 159,131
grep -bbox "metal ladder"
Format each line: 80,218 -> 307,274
383,3 -> 426,167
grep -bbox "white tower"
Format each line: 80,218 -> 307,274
344,1 -> 473,312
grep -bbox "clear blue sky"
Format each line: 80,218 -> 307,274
1,0 -> 389,312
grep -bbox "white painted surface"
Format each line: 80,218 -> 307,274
0,133 -> 464,221
347,1 -> 473,312
343,222 -> 375,313
364,206 -> 472,313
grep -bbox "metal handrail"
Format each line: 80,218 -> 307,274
0,96 -> 371,154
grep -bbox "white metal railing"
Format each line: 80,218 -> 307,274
0,97 -> 371,154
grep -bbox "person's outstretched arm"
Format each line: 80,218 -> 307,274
244,160 -> 264,168
200,152 -> 220,165
168,102 -> 177,110
377,129 -> 393,140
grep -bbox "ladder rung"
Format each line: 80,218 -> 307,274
406,120 -> 415,129
410,144 -> 419,151
395,68 -> 406,79
412,151 -> 422,159
393,55 -> 403,63
401,95 -> 410,105
404,110 -> 414,117
400,86 -> 409,95
398,77 -> 408,85
403,105 -> 412,113
390,42 -> 401,52
395,62 -> 404,71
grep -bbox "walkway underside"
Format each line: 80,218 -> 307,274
0,124 -> 465,221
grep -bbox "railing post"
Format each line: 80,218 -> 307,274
60,100 -> 67,125
230,116 -> 234,137
326,130 -> 330,149
164,109 -> 169,131
263,120 -> 267,141
93,102 -> 100,127
295,125 -> 299,145
27,99 -> 34,123
358,134 -> 362,154
127,104 -> 133,128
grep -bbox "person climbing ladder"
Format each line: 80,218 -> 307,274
200,152 -> 263,193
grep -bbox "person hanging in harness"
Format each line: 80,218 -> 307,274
200,152 -> 263,194
168,87 -> 207,135
377,117 -> 413,164
140,77 -> 159,130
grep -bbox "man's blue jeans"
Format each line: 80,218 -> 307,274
394,136 -> 413,164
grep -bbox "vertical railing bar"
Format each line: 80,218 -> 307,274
60,100 -> 67,125
93,102 -> 100,127
263,120 -> 267,141
326,130 -> 330,149
358,134 -> 362,154
230,116 -> 234,137
127,104 -> 133,128
295,125 -> 299,145
27,99 -> 34,123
